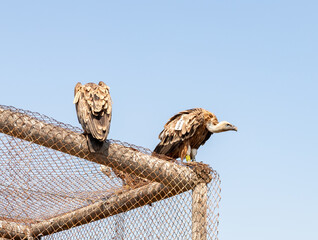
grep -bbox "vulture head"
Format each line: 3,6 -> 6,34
206,120 -> 237,133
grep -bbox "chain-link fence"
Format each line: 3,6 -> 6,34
0,105 -> 221,240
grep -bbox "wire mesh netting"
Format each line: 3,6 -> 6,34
0,105 -> 221,240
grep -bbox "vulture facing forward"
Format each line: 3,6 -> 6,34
73,81 -> 112,152
153,108 -> 237,162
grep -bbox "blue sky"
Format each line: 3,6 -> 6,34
0,1 -> 317,239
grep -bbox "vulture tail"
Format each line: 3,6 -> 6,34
86,134 -> 104,153
153,144 -> 162,154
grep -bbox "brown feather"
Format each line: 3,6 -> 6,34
74,81 -> 112,152
153,108 -> 218,160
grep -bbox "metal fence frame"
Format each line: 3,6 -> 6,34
0,105 -> 220,240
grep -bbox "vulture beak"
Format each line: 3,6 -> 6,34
233,126 -> 238,132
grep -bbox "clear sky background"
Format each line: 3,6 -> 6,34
0,1 -> 317,239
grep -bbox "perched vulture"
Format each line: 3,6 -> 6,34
73,81 -> 112,152
153,108 -> 237,162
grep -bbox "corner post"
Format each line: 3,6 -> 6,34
192,182 -> 208,240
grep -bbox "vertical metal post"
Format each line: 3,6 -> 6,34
114,213 -> 125,240
192,182 -> 207,240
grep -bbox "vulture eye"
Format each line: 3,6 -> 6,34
226,124 -> 231,127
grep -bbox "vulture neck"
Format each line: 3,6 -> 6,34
207,122 -> 226,133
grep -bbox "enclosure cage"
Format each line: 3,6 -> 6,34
0,105 -> 221,240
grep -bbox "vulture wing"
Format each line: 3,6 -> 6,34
154,108 -> 207,157
74,82 -> 112,142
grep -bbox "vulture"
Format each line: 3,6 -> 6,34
153,108 -> 237,162
73,81 -> 112,152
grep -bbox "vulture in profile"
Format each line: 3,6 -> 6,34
73,81 -> 112,152
153,108 -> 237,162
